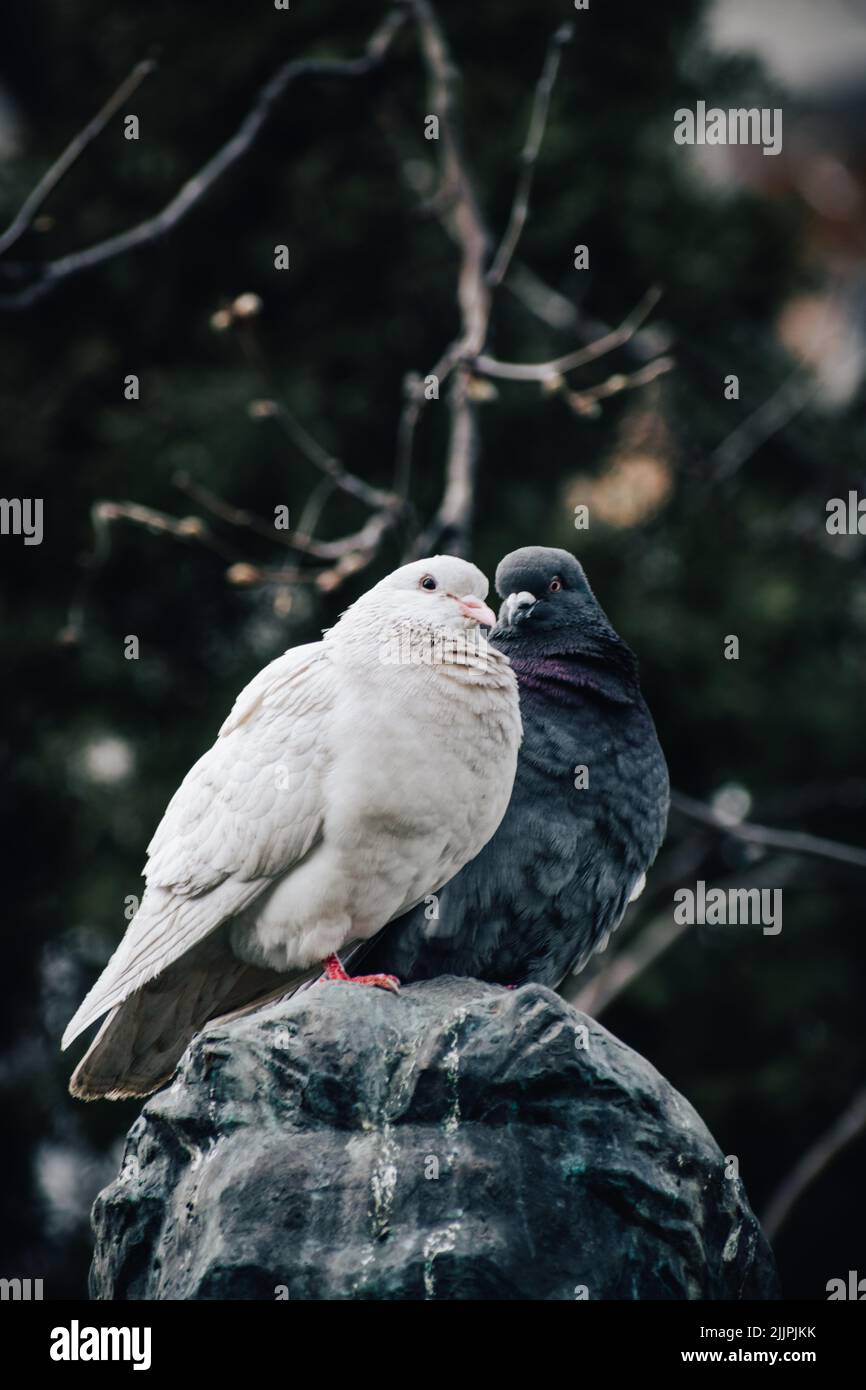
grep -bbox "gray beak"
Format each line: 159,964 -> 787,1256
498,590 -> 537,627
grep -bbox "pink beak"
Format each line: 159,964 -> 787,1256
456,593 -> 497,628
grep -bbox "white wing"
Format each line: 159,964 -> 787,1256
62,642 -> 332,1048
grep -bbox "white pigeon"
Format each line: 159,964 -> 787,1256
63,555 -> 522,1101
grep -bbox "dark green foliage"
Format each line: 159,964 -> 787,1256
0,0 -> 863,1299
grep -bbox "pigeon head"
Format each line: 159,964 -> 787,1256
349,555 -> 497,636
492,545 -> 636,677
494,547 -> 594,634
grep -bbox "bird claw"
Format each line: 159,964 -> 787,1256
322,954 -> 400,994
345,972 -> 401,994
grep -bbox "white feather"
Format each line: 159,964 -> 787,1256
62,643 -> 330,1047
63,556 -> 522,1060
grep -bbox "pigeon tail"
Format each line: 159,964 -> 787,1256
68,938 -> 315,1100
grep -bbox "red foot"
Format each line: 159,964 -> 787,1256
323,953 -> 400,994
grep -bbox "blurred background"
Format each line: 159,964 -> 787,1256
1,0 -> 865,1300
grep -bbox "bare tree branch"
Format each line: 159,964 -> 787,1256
563,355 -> 675,415
566,905 -> 689,1018
503,261 -> 579,330
295,476 -> 337,543
248,399 -> 402,512
412,1 -> 489,359
172,472 -> 281,537
394,373 -> 425,507
412,371 -> 480,556
0,59 -> 156,259
404,0 -> 492,557
89,500 -> 237,560
58,470 -> 407,644
566,859 -> 795,1017
486,24 -> 573,289
503,260 -> 674,369
474,286 -> 663,381
0,11 -> 407,308
671,790 -> 866,871
762,1087 -> 866,1241
44,1 -> 671,626
58,499 -> 245,645
710,367 -> 819,481
564,780 -> 866,1019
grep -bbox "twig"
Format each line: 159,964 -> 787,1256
170,472 -> 401,565
250,400 -> 400,512
0,11 -> 407,308
671,790 -> 866,871
710,368 -> 819,480
487,25 -> 572,289
173,472 -> 277,538
503,260 -> 673,369
566,904 -> 690,1017
0,59 -> 156,259
762,1087 -> 866,1240
709,291 -> 856,481
411,1 -> 489,360
59,484 -> 409,642
58,499 -> 241,644
503,261 -> 578,330
170,470 -> 342,557
87,500 -> 239,561
312,510 -> 400,591
412,371 -> 479,555
394,373 -> 424,504
392,338 -> 471,540
405,0 -> 492,557
47,2 -> 670,614
295,476 -> 337,542
563,355 -> 674,415
474,286 -> 663,381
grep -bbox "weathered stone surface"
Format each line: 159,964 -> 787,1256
90,977 -> 778,1300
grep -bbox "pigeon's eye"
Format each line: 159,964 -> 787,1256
549,577 -> 563,593
420,575 -> 438,592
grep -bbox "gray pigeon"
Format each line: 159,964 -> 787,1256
62,555 -> 522,1099
349,546 -> 669,988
